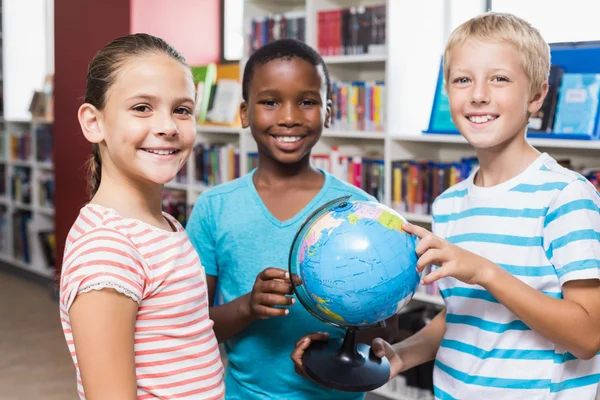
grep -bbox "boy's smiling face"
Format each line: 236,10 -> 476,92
447,39 -> 547,150
241,57 -> 330,165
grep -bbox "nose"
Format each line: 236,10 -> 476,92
154,111 -> 179,137
277,101 -> 301,127
471,80 -> 490,104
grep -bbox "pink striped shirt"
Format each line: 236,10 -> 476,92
59,204 -> 225,399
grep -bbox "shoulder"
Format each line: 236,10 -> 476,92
324,171 -> 377,202
531,156 -> 599,202
191,175 -> 252,212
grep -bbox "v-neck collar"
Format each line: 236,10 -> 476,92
247,168 -> 330,228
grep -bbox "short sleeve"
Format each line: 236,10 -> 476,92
186,194 -> 218,277
60,228 -> 147,311
543,179 -> 600,285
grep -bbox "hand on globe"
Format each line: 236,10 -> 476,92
371,338 -> 405,379
404,223 -> 496,287
245,268 -> 301,320
290,331 -> 330,377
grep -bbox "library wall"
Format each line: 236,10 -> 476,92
54,0 -> 131,273
130,0 -> 221,65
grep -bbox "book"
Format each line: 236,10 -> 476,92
528,65 -> 564,132
553,73 -> 600,138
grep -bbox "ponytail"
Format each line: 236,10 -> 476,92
86,143 -> 102,199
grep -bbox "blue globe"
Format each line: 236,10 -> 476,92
289,197 -> 420,328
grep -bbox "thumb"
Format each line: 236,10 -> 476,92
371,338 -> 387,358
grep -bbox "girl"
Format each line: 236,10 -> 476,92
59,33 -> 224,399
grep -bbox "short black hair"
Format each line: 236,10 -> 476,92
242,39 -> 331,102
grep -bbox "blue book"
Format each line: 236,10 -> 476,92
553,73 -> 600,138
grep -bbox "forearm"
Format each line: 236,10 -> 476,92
482,262 -> 599,359
210,293 -> 256,343
392,309 -> 446,371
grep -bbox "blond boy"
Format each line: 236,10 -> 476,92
366,12 -> 600,400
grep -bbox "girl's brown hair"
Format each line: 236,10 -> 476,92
83,33 -> 189,198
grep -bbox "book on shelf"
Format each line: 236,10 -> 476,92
392,157 -> 479,215
11,167 -> 32,204
9,131 -> 31,161
35,124 -> 53,163
38,171 -> 54,208
38,230 -> 56,269
162,190 -> 188,227
191,63 -> 217,124
528,65 -> 564,133
317,5 -> 386,57
553,73 -> 600,138
330,80 -> 385,132
12,211 -> 32,264
248,11 -> 306,54
194,143 -> 240,187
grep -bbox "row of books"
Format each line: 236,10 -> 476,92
331,80 -> 385,132
193,143 -> 240,187
317,5 -> 387,57
248,12 -> 306,54
392,158 -> 479,216
9,132 -> 31,161
0,208 -> 6,254
311,151 -> 385,202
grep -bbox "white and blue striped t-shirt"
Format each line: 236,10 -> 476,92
431,152 -> 600,400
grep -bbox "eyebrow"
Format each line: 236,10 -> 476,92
256,89 -> 322,97
127,94 -> 195,104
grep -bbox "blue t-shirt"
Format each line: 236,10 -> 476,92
186,169 -> 375,400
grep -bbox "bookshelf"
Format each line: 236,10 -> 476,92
170,1 -> 600,337
0,118 -> 55,279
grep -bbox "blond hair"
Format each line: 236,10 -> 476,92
443,12 -> 550,97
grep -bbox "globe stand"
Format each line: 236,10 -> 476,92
302,327 -> 390,392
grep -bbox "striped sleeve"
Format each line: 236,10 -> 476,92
61,227 -> 148,310
543,179 -> 600,285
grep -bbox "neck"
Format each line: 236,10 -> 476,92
253,153 -> 319,185
474,130 -> 541,187
91,164 -> 164,223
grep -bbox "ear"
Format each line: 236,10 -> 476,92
240,101 -> 250,129
528,81 -> 549,114
324,98 -> 332,128
78,103 -> 104,143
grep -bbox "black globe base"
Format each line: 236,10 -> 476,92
302,329 -> 390,392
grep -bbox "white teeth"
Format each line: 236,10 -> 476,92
145,149 -> 177,155
468,115 -> 496,124
275,136 -> 302,143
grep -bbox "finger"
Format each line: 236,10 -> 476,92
291,273 -> 302,286
253,305 -> 289,318
402,222 -> 432,239
257,293 -> 296,307
415,234 -> 439,256
421,266 -> 450,285
417,249 -> 443,272
258,267 -> 290,281
258,279 -> 294,295
371,338 -> 388,358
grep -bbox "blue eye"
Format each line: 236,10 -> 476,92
454,77 -> 470,84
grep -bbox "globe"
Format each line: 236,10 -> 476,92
288,196 -> 419,392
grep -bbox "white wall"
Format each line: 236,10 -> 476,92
3,0 -> 50,120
